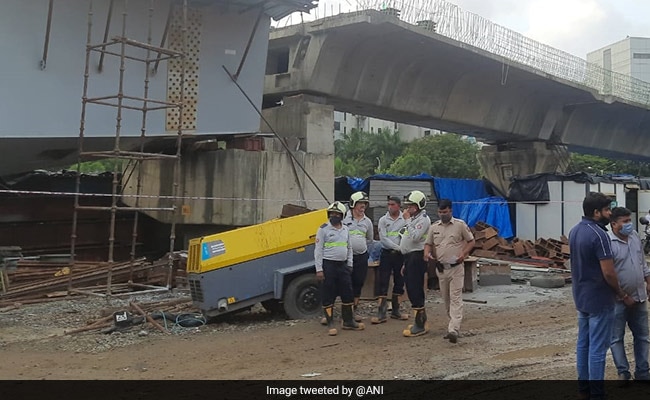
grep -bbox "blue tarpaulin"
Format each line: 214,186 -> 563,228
434,177 -> 488,202
456,196 -> 513,239
347,176 -> 368,192
434,177 -> 512,239
341,174 -> 513,239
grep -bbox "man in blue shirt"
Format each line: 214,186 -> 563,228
569,192 -> 634,399
608,206 -> 650,384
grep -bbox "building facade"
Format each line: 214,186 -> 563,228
587,37 -> 650,84
333,111 -> 441,142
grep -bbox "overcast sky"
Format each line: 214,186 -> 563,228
282,0 -> 650,59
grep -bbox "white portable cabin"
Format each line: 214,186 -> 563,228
514,175 -> 635,241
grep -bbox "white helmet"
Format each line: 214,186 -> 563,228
350,191 -> 369,208
327,201 -> 346,215
403,190 -> 427,210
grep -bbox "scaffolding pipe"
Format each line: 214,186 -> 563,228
97,0 -> 115,72
40,0 -> 54,70
69,0 -> 95,293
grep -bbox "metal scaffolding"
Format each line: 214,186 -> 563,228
69,0 -> 187,298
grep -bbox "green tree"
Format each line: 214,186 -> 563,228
334,128 -> 406,177
387,133 -> 481,178
66,159 -> 125,174
568,153 -> 650,176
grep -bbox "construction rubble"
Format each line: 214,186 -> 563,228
0,250 -> 198,335
469,221 -> 570,269
467,222 -> 572,287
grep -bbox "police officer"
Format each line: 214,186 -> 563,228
399,190 -> 431,337
315,201 -> 365,336
371,196 -> 408,324
343,191 -> 374,322
424,199 -> 475,344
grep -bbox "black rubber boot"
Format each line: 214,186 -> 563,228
323,305 -> 337,336
353,297 -> 363,322
341,303 -> 365,330
403,307 -> 428,337
370,296 -> 388,324
390,294 -> 408,320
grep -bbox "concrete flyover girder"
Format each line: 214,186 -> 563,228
558,102 -> 650,161
265,10 -> 650,160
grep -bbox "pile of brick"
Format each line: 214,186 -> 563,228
470,222 -> 570,269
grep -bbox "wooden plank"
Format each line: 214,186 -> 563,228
483,227 -> 498,239
472,249 -> 498,258
513,241 -> 526,257
496,244 -> 513,252
482,238 -> 499,250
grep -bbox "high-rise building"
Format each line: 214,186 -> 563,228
587,37 -> 650,83
333,111 -> 439,142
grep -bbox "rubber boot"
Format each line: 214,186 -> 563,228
341,303 -> 365,330
323,305 -> 337,336
390,294 -> 409,320
353,297 -> 363,322
403,307 -> 428,337
370,296 -> 388,324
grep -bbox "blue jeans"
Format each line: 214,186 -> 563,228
610,301 -> 650,380
577,307 -> 615,398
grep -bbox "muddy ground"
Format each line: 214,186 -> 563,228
0,282 -> 648,395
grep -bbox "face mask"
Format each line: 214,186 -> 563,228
329,216 -> 342,225
620,222 -> 634,236
599,216 -> 610,226
440,214 -> 452,223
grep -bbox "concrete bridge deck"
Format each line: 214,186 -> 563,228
264,10 -> 650,161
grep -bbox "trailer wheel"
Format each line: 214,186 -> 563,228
283,274 -> 321,320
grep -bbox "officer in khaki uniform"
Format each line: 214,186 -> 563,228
424,199 -> 475,343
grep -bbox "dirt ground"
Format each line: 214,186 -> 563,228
0,283 -> 646,386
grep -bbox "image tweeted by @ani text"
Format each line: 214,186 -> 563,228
266,384 -> 384,398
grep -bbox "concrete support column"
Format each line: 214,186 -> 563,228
477,141 -> 569,195
122,94 -> 335,236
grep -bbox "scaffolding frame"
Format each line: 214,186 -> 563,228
69,0 -> 188,298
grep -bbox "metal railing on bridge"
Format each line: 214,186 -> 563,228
288,0 -> 650,106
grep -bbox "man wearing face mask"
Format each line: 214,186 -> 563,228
315,202 -> 364,336
424,199 -> 474,344
607,207 -> 650,385
569,192 -> 634,400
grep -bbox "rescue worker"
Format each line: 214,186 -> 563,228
399,190 -> 431,337
371,196 -> 408,324
315,201 -> 364,336
343,191 -> 374,322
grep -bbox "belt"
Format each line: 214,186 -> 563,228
443,262 -> 461,269
381,249 -> 401,255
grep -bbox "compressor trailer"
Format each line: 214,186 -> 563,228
186,209 -> 328,319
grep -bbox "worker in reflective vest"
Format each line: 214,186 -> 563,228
315,201 -> 364,336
